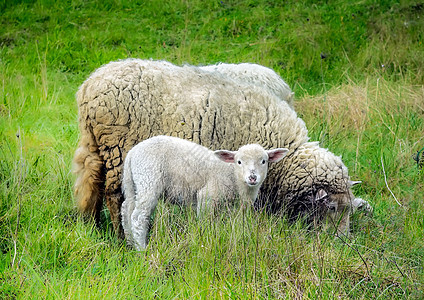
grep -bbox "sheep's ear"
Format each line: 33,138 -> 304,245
267,148 -> 289,163
214,150 -> 236,163
314,189 -> 328,201
349,180 -> 362,187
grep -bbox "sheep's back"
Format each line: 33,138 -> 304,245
78,59 -> 308,154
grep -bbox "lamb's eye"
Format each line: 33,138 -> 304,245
237,160 -> 242,165
261,159 -> 266,164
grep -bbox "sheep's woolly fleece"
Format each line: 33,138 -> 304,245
73,59 -> 370,236
199,63 -> 294,108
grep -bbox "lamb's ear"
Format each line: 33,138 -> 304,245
267,148 -> 289,163
214,150 -> 237,163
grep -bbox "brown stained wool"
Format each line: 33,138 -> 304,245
73,59 -> 363,237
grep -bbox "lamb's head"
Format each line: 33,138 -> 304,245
214,144 -> 288,188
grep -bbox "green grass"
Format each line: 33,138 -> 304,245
1,0 -> 423,298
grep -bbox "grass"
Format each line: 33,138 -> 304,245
1,0 -> 423,298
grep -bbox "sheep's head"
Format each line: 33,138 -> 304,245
214,145 -> 288,188
263,180 -> 366,234
258,142 -> 372,234
309,180 -> 369,234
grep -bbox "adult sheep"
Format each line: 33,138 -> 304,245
73,59 -> 371,237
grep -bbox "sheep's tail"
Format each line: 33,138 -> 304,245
72,89 -> 105,222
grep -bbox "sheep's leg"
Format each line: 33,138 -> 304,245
121,164 -> 136,245
197,187 -> 208,216
197,185 -> 220,216
131,189 -> 161,250
73,133 -> 105,224
121,153 -> 137,246
128,166 -> 163,250
196,194 -> 209,217
104,180 -> 125,239
103,147 -> 126,238
121,197 -> 135,246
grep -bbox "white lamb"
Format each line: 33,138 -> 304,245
121,135 -> 288,250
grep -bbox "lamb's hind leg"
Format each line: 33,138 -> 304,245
121,198 -> 135,246
121,168 -> 137,247
131,184 -> 162,250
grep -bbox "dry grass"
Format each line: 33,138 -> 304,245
297,78 -> 423,135
296,78 -> 424,175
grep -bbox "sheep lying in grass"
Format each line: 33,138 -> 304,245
73,59 -> 371,237
199,62 -> 295,108
121,135 -> 288,249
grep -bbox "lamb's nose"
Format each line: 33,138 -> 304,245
248,174 -> 257,183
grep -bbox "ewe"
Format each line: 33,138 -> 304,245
121,135 -> 288,249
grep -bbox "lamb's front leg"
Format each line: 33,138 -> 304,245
196,189 -> 210,217
196,182 -> 227,216
196,185 -> 217,217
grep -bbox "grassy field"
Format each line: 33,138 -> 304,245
1,0 -> 423,298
